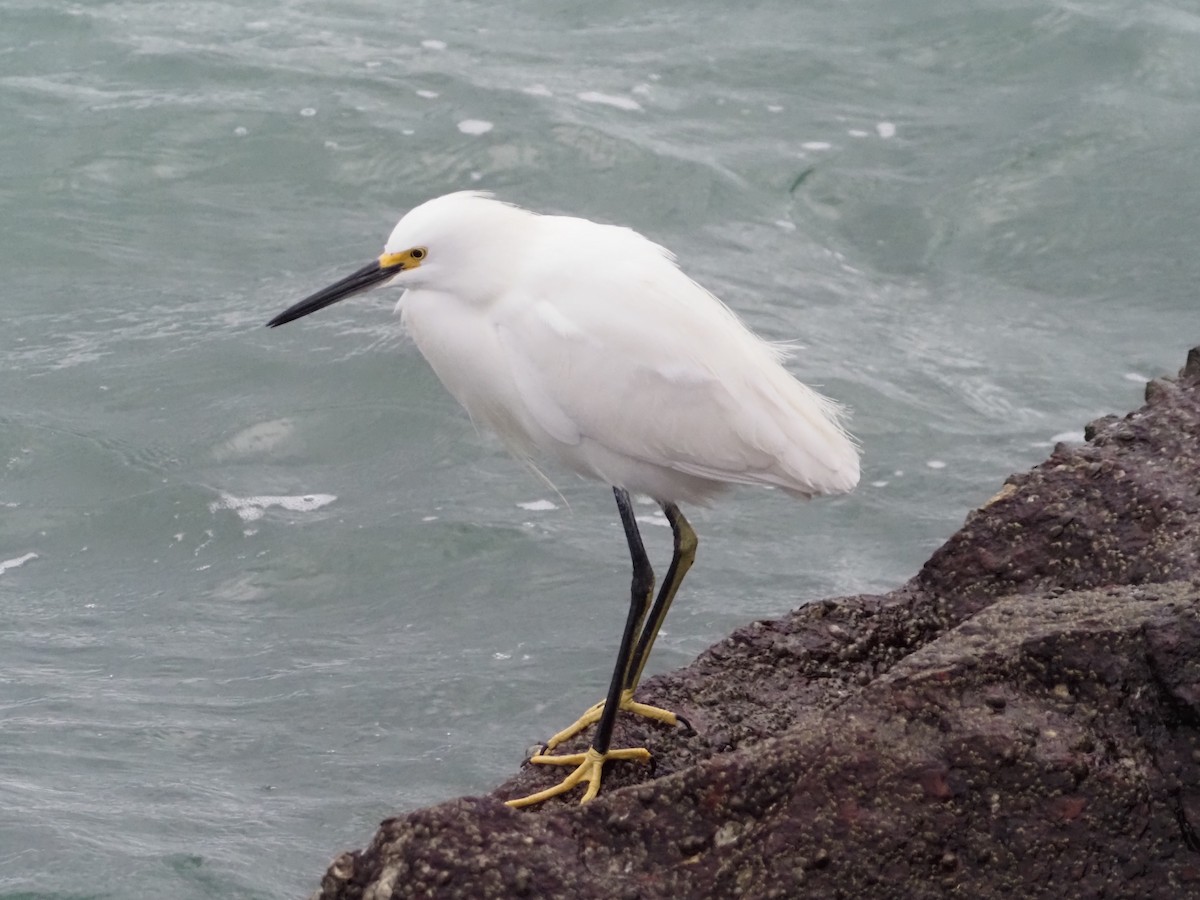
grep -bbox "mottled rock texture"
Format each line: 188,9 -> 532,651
311,347 -> 1200,900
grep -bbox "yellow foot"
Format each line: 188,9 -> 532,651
505,746 -> 651,808
542,689 -> 681,753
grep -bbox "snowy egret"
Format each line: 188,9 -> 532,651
267,192 -> 859,807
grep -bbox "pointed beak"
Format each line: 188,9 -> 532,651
267,258 -> 403,328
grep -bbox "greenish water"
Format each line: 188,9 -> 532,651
1,1 -> 1195,896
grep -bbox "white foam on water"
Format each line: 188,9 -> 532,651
801,141 -> 831,150
1033,429 -> 1089,448
522,84 -> 552,97
421,39 -> 447,50
1051,430 -> 1086,443
0,552 -> 37,575
876,121 -> 896,138
209,492 -> 337,523
577,91 -> 642,111
635,513 -> 669,528
415,90 -> 439,99
457,119 -> 493,135
517,499 -> 557,512
925,459 -> 947,470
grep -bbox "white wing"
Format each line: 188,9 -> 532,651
489,221 -> 859,500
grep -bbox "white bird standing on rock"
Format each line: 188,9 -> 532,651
267,192 -> 860,806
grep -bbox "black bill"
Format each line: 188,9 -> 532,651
267,259 -> 401,328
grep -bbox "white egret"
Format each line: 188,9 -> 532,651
267,192 -> 859,807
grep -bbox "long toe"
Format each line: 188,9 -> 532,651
542,692 -> 683,753
505,747 -> 651,808
542,700 -> 607,752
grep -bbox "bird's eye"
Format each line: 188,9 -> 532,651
410,247 -> 427,260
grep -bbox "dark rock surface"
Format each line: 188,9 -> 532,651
310,347 -> 1200,900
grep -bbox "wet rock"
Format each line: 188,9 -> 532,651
309,347 -> 1200,900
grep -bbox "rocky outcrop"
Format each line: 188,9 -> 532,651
311,348 -> 1200,900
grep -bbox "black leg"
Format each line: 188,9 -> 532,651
504,490 -> 683,807
592,487 -> 655,755
622,501 -> 697,694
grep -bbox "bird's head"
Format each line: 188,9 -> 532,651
266,192 -> 533,328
